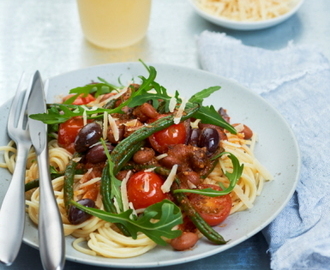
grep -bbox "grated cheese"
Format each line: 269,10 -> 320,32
124,119 -> 139,133
187,180 -> 197,189
143,175 -> 150,192
155,153 -> 168,160
128,202 -> 138,216
120,171 -> 132,212
234,123 -> 245,133
108,114 -> 119,142
98,84 -> 131,107
79,177 -> 101,188
102,112 -> 108,139
161,164 -> 178,193
190,119 -> 201,129
83,109 -> 87,126
195,0 -> 299,21
124,119 -> 140,127
143,167 -> 156,172
113,197 -> 121,214
173,98 -> 187,124
169,96 -> 177,112
72,156 -> 82,163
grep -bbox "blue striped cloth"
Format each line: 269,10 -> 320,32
197,30 -> 330,270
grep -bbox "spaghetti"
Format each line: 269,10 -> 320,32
0,64 -> 272,258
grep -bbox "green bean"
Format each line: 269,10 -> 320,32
112,141 -> 145,175
104,99 -> 117,109
63,152 -> 80,211
171,181 -> 227,244
25,179 -> 40,192
25,169 -> 85,192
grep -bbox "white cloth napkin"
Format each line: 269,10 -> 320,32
197,30 -> 330,270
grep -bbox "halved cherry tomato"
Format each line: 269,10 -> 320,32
148,115 -> 187,153
63,93 -> 96,105
126,171 -> 167,209
58,117 -> 86,152
189,184 -> 232,226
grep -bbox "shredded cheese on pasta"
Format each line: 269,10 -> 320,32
102,112 -> 108,139
174,98 -> 187,124
121,171 -> 132,212
161,164 -> 178,193
169,96 -> 177,112
108,114 -> 119,142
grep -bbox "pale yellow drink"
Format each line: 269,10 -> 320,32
77,0 -> 152,49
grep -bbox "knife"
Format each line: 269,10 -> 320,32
27,71 -> 65,270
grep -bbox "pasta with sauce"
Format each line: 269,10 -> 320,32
0,63 -> 272,258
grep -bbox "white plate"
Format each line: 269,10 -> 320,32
0,62 -> 300,268
189,0 -> 304,30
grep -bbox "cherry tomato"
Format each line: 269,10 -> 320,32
58,117 -> 85,152
63,93 -> 95,105
189,184 -> 232,226
148,115 -> 187,153
126,171 -> 167,209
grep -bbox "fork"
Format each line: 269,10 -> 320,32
0,74 -> 32,265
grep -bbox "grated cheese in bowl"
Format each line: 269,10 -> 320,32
195,0 -> 300,21
190,0 -> 304,30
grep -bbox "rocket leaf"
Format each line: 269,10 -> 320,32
70,199 -> 183,246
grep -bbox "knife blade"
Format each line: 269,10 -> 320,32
27,71 -> 65,270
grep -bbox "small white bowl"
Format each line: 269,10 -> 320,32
189,0 -> 304,31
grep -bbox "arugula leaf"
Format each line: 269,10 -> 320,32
188,86 -> 221,104
64,81 -> 120,104
29,104 -> 84,124
173,152 -> 244,197
97,77 -> 122,90
192,105 -> 237,134
49,166 -> 64,179
29,104 -> 110,124
70,199 -> 183,246
127,92 -> 171,109
103,62 -> 158,114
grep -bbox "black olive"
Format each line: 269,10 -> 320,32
198,128 -> 220,153
68,198 -> 96,225
74,122 -> 102,153
188,128 -> 201,146
85,143 -> 114,164
218,107 -> 230,123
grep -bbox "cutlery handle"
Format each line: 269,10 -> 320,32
38,147 -> 65,270
0,144 -> 30,265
